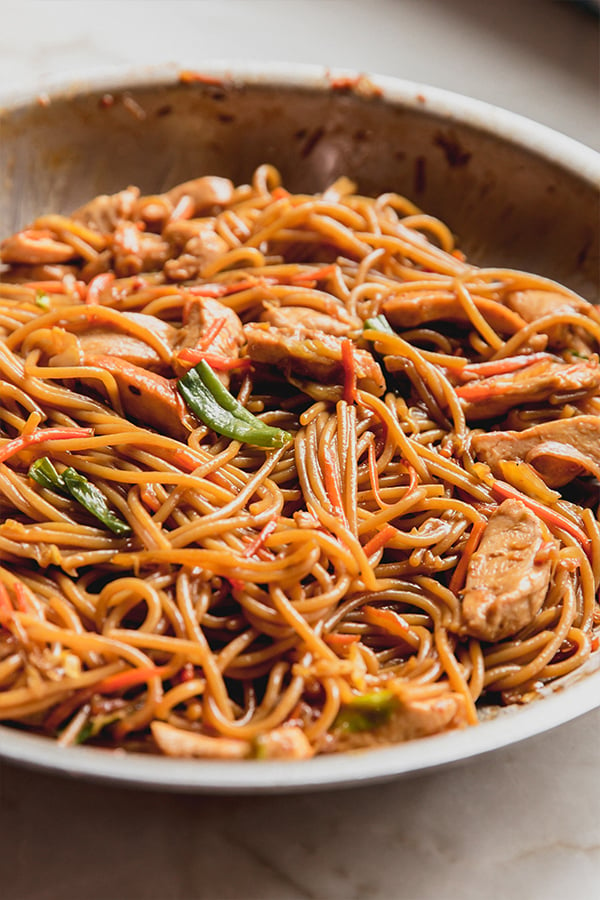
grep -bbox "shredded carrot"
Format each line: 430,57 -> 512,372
491,479 -> 592,557
140,485 -> 161,513
228,578 -> 244,592
25,280 -> 68,293
179,70 -> 224,86
95,666 -> 162,694
271,187 -> 290,200
176,348 -> 252,371
85,272 -> 115,305
0,427 -> 93,465
592,636 -> 599,652
459,352 -> 551,381
363,523 -> 398,557
13,582 -> 32,615
324,633 -> 360,647
243,519 -> 278,559
188,277 -> 276,299
451,249 -> 466,261
448,520 -> 487,595
171,449 -> 204,472
363,605 -> 411,638
341,338 -> 357,404
291,264 -> 337,283
198,316 -> 227,350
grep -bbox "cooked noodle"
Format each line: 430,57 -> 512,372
0,165 -> 597,759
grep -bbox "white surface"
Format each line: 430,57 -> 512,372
0,1 -> 599,898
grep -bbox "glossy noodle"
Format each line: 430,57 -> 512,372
0,165 -> 598,759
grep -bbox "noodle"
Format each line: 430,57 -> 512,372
0,166 -> 597,760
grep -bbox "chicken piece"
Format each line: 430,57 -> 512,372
0,229 -> 76,265
165,176 -> 234,215
472,415 -> 600,487
75,312 -> 177,369
383,294 -> 527,336
461,499 -> 556,642
456,356 -> 600,420
111,222 -> 170,276
331,689 -> 468,751
244,324 -> 385,396
174,297 -> 244,371
163,220 -> 229,281
72,187 -> 140,232
253,725 -> 314,760
91,355 -> 192,439
260,304 -> 357,336
504,289 -> 599,354
151,721 -> 250,759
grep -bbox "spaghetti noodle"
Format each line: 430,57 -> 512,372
0,165 -> 597,759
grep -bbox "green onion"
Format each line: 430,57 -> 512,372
35,290 -> 51,310
29,457 -> 131,537
333,690 -> 398,734
364,314 -> 395,335
178,360 -> 292,449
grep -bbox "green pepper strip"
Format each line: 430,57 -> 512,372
177,360 -> 292,449
29,457 -> 131,537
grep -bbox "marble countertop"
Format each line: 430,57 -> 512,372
0,1 -> 598,898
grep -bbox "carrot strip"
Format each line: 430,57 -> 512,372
341,338 -> 357,404
85,272 -> 115,305
290,264 -> 337,283
363,523 -> 397,557
198,316 -> 227,350
324,633 -> 360,647
0,427 -> 93,465
491,479 -> 592,557
458,352 -> 552,381
171,449 -> 205,472
448,520 -> 487,595
176,348 -> 252,371
243,519 -> 278,559
25,280 -> 68,294
188,277 -> 276,299
13,582 -> 32,615
140,485 -> 161,513
363,605 -> 411,638
95,666 -> 162,694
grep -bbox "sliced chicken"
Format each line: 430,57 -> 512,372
111,222 -> 170,276
383,294 -> 527,335
0,229 -> 76,265
72,186 -> 140,232
163,219 -> 229,281
91,355 -> 192,439
456,356 -> 600,419
260,304 -> 357,337
151,721 -> 250,759
331,690 -> 468,751
173,297 -> 245,373
253,725 -> 314,760
244,324 -> 385,396
165,176 -> 233,215
461,499 -> 556,642
472,415 -> 600,487
504,289 -> 599,353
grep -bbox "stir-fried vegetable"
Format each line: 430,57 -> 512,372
177,360 -> 292,448
29,457 -> 132,536
333,690 -> 398,734
364,314 -> 396,335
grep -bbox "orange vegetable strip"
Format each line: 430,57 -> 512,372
458,352 -> 552,381
95,666 -> 162,695
243,518 -> 278,559
363,523 -> 398,557
492,479 -> 592,557
0,427 -> 93,464
198,316 -> 227,350
324,633 -> 360,647
0,583 -> 13,624
176,348 -> 252,371
448,520 -> 487,595
290,264 -> 337,282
